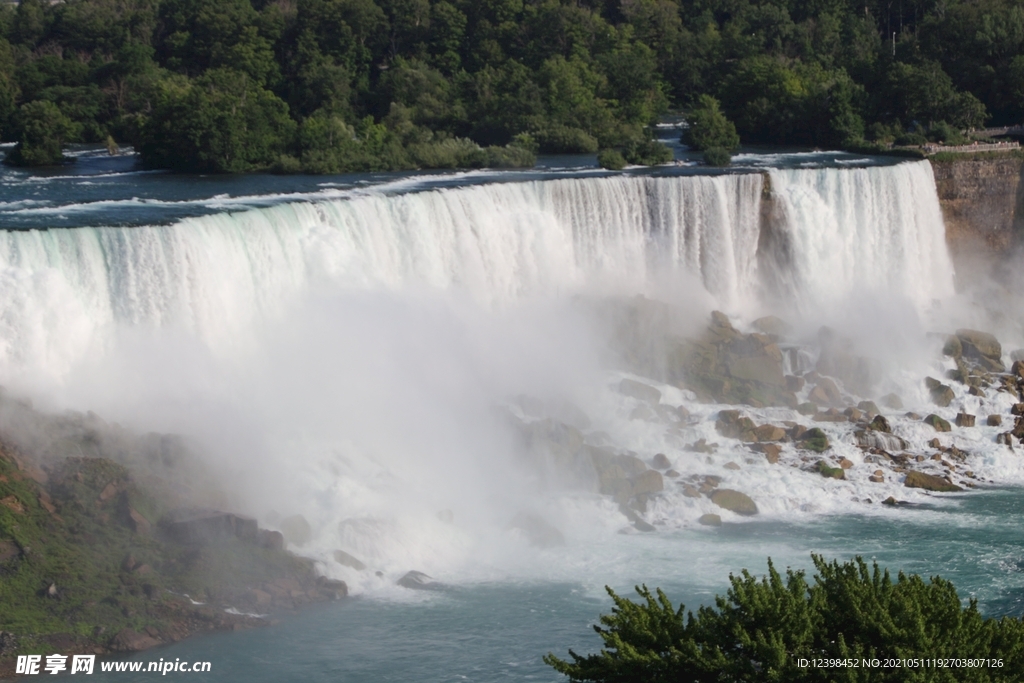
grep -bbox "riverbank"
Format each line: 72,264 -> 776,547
0,402 -> 347,679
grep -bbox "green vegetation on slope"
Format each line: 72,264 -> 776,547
0,443 -> 334,666
0,0 -> 1018,171
546,555 -> 1024,682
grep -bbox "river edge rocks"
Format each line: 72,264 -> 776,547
514,305 -> 1024,535
0,439 -> 346,680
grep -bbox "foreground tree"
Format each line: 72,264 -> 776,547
546,555 -> 1024,682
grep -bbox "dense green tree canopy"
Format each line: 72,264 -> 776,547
546,555 -> 1024,682
0,0 -> 1016,169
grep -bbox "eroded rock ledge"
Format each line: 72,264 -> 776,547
930,152 -> 1024,264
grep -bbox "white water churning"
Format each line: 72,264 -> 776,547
0,161 -> 952,380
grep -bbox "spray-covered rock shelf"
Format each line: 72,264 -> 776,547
503,303 -> 1024,539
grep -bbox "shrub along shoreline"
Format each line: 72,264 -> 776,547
546,555 -> 1024,682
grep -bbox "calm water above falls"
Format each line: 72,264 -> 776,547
1,149 -> 1021,681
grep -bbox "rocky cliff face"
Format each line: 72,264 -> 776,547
930,153 -> 1024,264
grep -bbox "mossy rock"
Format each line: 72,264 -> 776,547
923,414 -> 952,432
799,427 -> 830,452
815,461 -> 845,480
869,414 -> 891,433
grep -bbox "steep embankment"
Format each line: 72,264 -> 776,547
930,151 -> 1024,264
0,399 -> 347,678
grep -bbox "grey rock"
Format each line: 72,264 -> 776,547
334,550 -> 367,571
397,570 -> 443,591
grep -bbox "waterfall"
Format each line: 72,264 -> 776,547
764,160 -> 955,311
0,162 -> 953,381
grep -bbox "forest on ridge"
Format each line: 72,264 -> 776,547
0,0 -> 1019,171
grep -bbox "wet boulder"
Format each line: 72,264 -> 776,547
956,329 -> 1002,366
942,335 -> 963,358
397,571 -> 444,591
716,410 -> 757,441
650,453 -> 671,470
334,550 -> 367,571
630,470 -> 664,496
751,315 -> 789,337
923,414 -> 952,432
869,414 -> 891,433
618,378 -> 662,404
797,402 -> 817,415
817,377 -> 843,405
816,461 -> 845,479
697,513 -> 722,526
589,446 -> 648,498
904,471 -> 962,492
797,427 -> 830,452
924,377 -> 955,407
955,413 -> 976,428
754,424 -> 786,442
709,489 -> 758,516
858,400 -> 880,415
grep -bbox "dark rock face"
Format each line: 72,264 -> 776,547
931,155 -> 1024,263
160,509 -> 259,545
